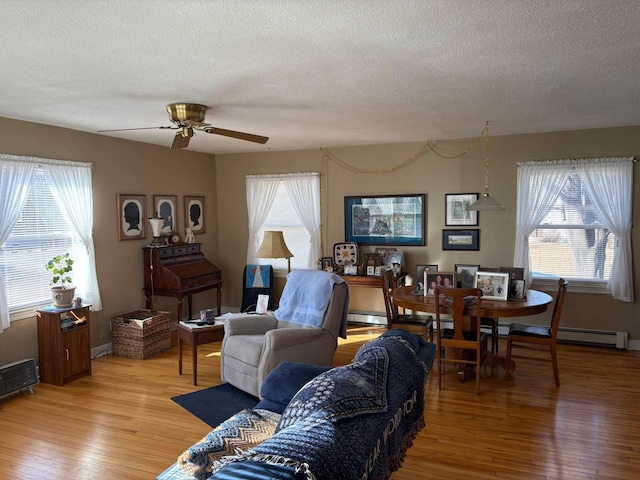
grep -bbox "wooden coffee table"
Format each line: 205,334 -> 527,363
177,322 -> 224,385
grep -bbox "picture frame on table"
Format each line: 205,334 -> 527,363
424,271 -> 456,295
455,264 -> 480,288
364,252 -> 383,267
475,271 -> 510,301
509,279 -> 526,301
153,194 -> 178,236
499,266 -> 525,281
375,247 -> 396,264
117,193 -> 146,241
385,251 -> 404,268
344,264 -> 358,275
445,193 -> 479,226
442,229 -> 480,251
184,195 -> 206,234
321,257 -> 334,272
415,264 -> 438,285
366,265 -> 375,276
345,193 -> 426,246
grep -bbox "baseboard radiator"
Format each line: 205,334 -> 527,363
349,313 -> 629,350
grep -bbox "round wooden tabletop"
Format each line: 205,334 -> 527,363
392,286 -> 553,318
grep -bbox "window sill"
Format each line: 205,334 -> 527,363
531,276 -> 610,295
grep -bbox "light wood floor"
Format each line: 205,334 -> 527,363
1,325 -> 639,480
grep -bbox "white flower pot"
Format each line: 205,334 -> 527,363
51,286 -> 76,308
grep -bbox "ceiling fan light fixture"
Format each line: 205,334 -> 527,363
467,121 -> 506,212
166,103 -> 207,125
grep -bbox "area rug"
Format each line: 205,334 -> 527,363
171,383 -> 259,428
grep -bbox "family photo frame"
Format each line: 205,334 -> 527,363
424,271 -> 456,295
455,264 -> 480,289
475,271 -> 510,301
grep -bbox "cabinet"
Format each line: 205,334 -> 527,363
36,305 -> 91,386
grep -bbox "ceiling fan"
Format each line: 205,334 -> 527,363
99,103 -> 269,149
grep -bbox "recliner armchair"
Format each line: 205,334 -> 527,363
220,270 -> 349,398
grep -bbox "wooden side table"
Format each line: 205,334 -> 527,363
177,322 -> 224,385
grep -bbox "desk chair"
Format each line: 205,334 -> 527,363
382,270 -> 433,342
505,278 -> 568,386
435,287 -> 488,394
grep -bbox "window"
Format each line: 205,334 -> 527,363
514,157 -> 633,300
0,154 -> 102,331
246,173 -> 321,272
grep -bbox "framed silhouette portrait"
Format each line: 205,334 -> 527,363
117,194 -> 146,240
153,194 -> 177,236
184,195 -> 206,234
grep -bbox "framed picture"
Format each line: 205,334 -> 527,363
363,252 -> 383,267
385,251 -> 404,267
445,193 -> 479,226
366,265 -> 375,276
153,194 -> 177,236
117,194 -> 146,240
374,266 -> 383,276
321,257 -> 334,272
442,229 -> 480,251
455,264 -> 480,288
475,271 -> 510,301
425,272 -> 456,295
345,194 -> 426,246
344,264 -> 358,275
509,279 -> 526,301
375,247 -> 396,264
415,264 -> 438,286
499,267 -> 525,281
184,195 -> 205,234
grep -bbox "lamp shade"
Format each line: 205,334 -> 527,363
148,217 -> 164,237
467,193 -> 506,211
256,231 -> 294,259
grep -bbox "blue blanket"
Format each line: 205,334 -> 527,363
274,270 -> 348,337
212,334 -> 429,480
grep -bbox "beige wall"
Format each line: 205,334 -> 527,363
1,116 -> 639,366
216,126 -> 640,341
0,117 -> 219,364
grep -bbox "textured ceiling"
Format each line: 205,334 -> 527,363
1,0 -> 639,154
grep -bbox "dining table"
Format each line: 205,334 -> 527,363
392,285 -> 553,377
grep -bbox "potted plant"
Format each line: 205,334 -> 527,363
46,253 -> 76,307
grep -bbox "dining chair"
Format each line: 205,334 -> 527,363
381,269 -> 433,342
435,287 -> 488,394
505,278 -> 568,386
479,266 -> 500,354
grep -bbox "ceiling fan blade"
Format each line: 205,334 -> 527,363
98,126 -> 176,132
170,131 -> 191,149
202,126 -> 269,144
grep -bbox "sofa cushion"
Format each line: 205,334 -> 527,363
177,408 -> 280,480
255,361 -> 332,414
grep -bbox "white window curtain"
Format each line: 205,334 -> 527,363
281,173 -> 321,269
514,157 -> 634,302
245,175 -> 281,264
0,158 -> 38,332
513,160 -> 573,285
45,161 -> 103,310
577,158 -> 634,301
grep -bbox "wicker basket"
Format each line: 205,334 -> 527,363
111,309 -> 171,360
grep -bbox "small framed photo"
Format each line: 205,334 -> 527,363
374,266 -> 383,276
321,257 -> 333,272
375,247 -> 396,264
499,267 -> 525,281
425,272 -> 456,295
364,252 -> 383,267
344,264 -> 358,275
442,229 -> 480,251
184,195 -> 206,234
366,265 -> 375,276
455,264 -> 480,289
475,271 -> 510,301
445,193 -> 479,226
509,279 -> 526,301
153,194 -> 178,236
385,251 -> 403,267
117,194 -> 146,240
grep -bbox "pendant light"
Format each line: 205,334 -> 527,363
467,122 -> 506,211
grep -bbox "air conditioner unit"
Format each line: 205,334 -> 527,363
0,358 -> 39,398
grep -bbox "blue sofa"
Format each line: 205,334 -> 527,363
157,329 -> 436,480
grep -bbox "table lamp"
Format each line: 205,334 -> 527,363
148,216 -> 165,247
256,231 -> 294,272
